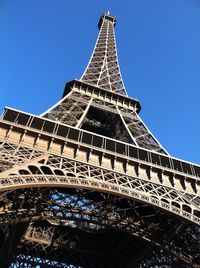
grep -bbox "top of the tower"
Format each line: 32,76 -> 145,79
81,12 -> 126,95
98,11 -> 116,29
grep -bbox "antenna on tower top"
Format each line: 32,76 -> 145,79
107,11 -> 110,15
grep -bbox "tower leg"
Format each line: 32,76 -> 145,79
0,223 -> 28,267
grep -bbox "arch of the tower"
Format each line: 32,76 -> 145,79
0,158 -> 199,226
1,10 -> 200,268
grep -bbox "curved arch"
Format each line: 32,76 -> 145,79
0,174 -> 199,225
160,198 -> 170,204
182,204 -> 192,213
54,169 -> 65,176
19,169 -> 30,175
172,201 -> 180,208
40,166 -> 54,175
28,165 -> 42,175
66,172 -> 76,177
194,210 -> 200,218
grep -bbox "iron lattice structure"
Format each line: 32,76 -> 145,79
0,12 -> 200,268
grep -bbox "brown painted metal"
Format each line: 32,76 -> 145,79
0,12 -> 200,268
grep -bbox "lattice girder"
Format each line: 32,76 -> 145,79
12,223 -> 110,268
2,189 -> 200,267
81,13 -> 126,95
9,223 -> 154,268
1,11 -> 200,268
41,80 -> 168,154
0,137 -> 199,225
0,138 -> 199,265
0,110 -> 200,222
0,140 -> 44,173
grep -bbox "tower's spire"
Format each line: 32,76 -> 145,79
81,12 -> 127,95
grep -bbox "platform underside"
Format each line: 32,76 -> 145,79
0,188 -> 199,268
1,10 -> 199,268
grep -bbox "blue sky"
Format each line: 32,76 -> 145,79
0,0 -> 199,164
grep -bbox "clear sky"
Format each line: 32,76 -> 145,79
0,0 -> 199,164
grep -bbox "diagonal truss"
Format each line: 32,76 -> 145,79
0,11 -> 200,268
0,136 -> 199,225
39,11 -> 168,155
81,12 -> 127,95
42,80 -> 168,154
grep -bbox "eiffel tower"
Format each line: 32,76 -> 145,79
0,12 -> 200,268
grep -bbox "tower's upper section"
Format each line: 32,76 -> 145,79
81,12 -> 127,96
98,12 -> 116,29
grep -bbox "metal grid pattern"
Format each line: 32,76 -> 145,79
41,85 -> 168,154
4,189 -> 200,267
81,13 -> 126,95
0,146 -> 199,224
0,11 -> 199,268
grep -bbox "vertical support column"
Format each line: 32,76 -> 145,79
0,222 -> 29,267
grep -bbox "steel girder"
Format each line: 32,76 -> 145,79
0,140 -> 200,266
0,129 -> 199,224
42,85 -> 168,154
81,13 -> 126,95
1,187 -> 200,267
0,11 -> 200,268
